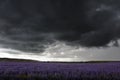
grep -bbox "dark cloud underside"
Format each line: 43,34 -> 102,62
0,0 -> 120,53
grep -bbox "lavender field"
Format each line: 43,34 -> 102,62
0,61 -> 120,80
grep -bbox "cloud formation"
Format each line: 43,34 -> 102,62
0,0 -> 120,53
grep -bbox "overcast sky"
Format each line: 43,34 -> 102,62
0,0 -> 120,61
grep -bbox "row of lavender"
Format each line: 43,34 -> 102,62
0,62 -> 120,80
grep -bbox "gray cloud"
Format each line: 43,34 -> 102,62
0,0 -> 120,53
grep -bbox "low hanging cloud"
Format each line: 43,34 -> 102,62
0,0 -> 120,53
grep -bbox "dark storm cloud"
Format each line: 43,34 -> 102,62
0,0 -> 120,53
